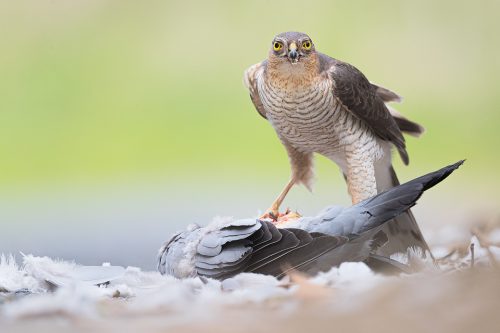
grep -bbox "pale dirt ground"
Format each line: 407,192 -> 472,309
2,268 -> 499,333
1,202 -> 499,333
2,226 -> 500,333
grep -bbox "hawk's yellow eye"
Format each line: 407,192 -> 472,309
273,42 -> 283,51
302,41 -> 312,50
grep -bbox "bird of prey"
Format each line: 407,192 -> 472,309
158,161 -> 462,280
244,31 -> 426,256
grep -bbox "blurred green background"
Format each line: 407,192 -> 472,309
0,0 -> 498,268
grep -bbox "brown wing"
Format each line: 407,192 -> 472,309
243,60 -> 268,119
318,53 -> 409,165
371,82 -> 402,103
386,106 -> 425,137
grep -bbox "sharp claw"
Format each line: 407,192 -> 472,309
260,206 -> 302,223
259,210 -> 278,222
269,211 -> 278,221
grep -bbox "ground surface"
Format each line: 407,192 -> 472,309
1,219 -> 500,333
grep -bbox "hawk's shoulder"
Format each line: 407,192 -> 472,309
317,53 -> 409,165
244,60 -> 268,120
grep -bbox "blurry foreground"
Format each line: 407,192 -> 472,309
1,221 -> 500,333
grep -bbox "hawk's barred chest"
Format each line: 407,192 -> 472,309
258,69 -> 376,159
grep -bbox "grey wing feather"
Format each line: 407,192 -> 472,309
318,53 -> 409,165
196,219 -> 261,256
192,220 -> 263,279
195,243 -> 253,279
244,61 -> 268,119
373,162 -> 463,256
359,161 -> 463,232
247,228 -> 348,277
247,228 -> 312,273
158,227 -> 203,277
245,228 -> 301,271
196,241 -> 252,266
252,221 -> 279,250
160,220 -> 348,279
199,222 -> 262,248
372,165 -> 429,255
341,161 -> 463,235
274,235 -> 349,278
254,221 -> 283,251
364,254 -> 411,274
304,161 -> 463,259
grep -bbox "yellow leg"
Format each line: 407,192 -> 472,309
260,179 -> 296,220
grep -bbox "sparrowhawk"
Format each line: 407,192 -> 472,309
244,31 -> 428,256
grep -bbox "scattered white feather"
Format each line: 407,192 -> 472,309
470,236 -> 490,265
311,262 -> 380,292
221,273 -> 291,303
22,254 -> 125,288
431,246 -> 451,259
389,248 -> 438,273
1,228 -> 499,322
0,254 -> 41,292
3,283 -> 107,319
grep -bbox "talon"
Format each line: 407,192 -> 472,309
259,179 -> 296,223
269,211 -> 278,221
260,208 -> 303,226
259,209 -> 280,222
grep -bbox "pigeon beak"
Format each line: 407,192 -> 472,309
288,42 -> 299,63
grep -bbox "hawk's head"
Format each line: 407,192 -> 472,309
267,32 -> 318,80
268,31 -> 317,65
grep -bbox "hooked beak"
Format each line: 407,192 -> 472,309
288,42 -> 299,63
